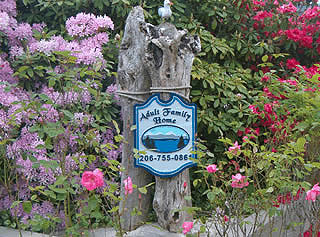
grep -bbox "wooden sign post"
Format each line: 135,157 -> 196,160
117,6 -> 200,232
117,7 -> 153,231
143,22 -> 201,232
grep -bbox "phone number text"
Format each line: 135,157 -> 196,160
139,154 -> 192,162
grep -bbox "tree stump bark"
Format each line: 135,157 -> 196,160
142,22 -> 201,232
117,6 -> 200,232
117,7 -> 153,231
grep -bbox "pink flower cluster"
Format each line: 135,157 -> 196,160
273,188 -> 304,207
253,11 -> 273,22
81,169 -> 104,191
66,13 -> 114,37
277,2 -> 297,14
182,221 -> 193,235
231,173 -> 249,188
284,28 -> 313,48
124,176 -> 133,195
306,183 -> 320,202
206,164 -> 218,173
228,141 -> 241,154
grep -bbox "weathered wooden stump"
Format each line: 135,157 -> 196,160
117,6 -> 200,232
117,7 -> 153,231
142,22 -> 201,232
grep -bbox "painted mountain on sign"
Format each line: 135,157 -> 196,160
142,125 -> 190,153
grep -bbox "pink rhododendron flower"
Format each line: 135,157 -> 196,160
306,183 -> 320,202
182,221 -> 193,235
231,173 -> 249,188
261,75 -> 270,82
228,141 -> 241,154
286,58 -> 300,69
242,136 -> 249,142
253,11 -> 273,21
277,2 -> 297,14
124,176 -> 133,195
206,164 -> 218,173
253,0 -> 266,7
81,168 -> 104,191
249,105 -> 260,114
224,215 -> 229,222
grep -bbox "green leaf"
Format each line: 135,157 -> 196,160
207,191 -> 215,202
32,163 -> 40,169
54,176 -> 67,186
184,196 -> 192,201
10,201 -> 21,209
22,201 -> 32,214
49,78 -> 55,87
18,66 -> 29,72
211,18 -> 217,30
213,99 -> 220,108
62,110 -> 73,119
108,206 -> 119,213
262,55 -> 268,63
138,187 -> 147,194
191,90 -> 202,96
49,186 -> 67,194
294,137 -> 306,153
27,69 -> 34,78
88,197 -> 98,211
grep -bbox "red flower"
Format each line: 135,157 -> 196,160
286,58 -> 300,69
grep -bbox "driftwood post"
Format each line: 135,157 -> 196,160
117,7 -> 153,231
117,6 -> 200,232
142,22 -> 201,231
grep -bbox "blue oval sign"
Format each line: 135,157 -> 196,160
142,125 -> 190,153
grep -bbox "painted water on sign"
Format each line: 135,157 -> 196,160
142,125 -> 189,153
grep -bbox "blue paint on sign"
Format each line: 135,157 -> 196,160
134,93 -> 197,177
142,125 -> 190,153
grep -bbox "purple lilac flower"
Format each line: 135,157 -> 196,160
74,112 -> 94,125
66,13 -> 113,37
31,201 -> 54,219
0,57 -> 18,84
41,87 -> 63,105
32,23 -> 46,33
0,12 -> 10,31
39,104 -> 59,122
0,0 -> 16,17
75,48 -> 104,65
29,39 -> 59,55
9,45 -> 24,57
80,32 -> 109,50
7,126 -> 46,159
106,84 -> 120,101
79,87 -> 91,104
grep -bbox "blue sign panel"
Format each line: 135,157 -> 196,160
134,93 -> 197,177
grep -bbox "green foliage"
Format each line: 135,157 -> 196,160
191,60 -> 261,159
